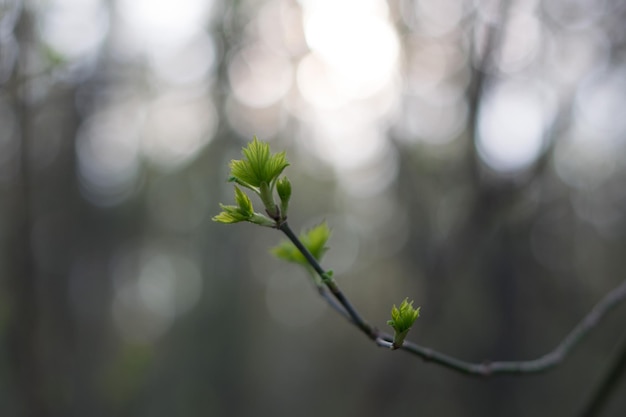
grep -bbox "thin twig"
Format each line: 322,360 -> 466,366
278,222 -> 378,340
278,220 -> 626,377
315,285 -> 351,320
394,279 -> 626,377
578,329 -> 626,417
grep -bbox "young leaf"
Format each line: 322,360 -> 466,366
234,186 -> 253,218
212,186 -> 274,227
271,222 -> 331,266
229,137 -> 289,190
212,204 -> 251,224
387,298 -> 420,349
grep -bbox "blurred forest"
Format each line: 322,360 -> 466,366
1,0 -> 626,416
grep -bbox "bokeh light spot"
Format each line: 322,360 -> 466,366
138,255 -> 203,318
111,245 -> 203,343
576,68 -> 626,137
150,33 -> 216,85
477,81 -> 555,172
117,0 -> 213,51
410,0 -> 466,36
228,43 -> 293,109
140,92 -> 217,171
76,103 -> 142,206
303,1 -> 398,100
496,12 -> 540,73
41,0 -> 109,59
296,53 -> 345,109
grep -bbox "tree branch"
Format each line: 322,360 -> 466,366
578,329 -> 626,417
279,220 -> 626,376
278,222 -> 378,340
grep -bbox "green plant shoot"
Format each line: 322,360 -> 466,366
276,176 -> 292,218
216,138 -> 420,350
387,298 -> 420,350
213,137 -> 291,225
228,136 -> 289,220
212,186 -> 276,227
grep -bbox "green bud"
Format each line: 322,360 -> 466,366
249,213 -> 277,227
321,269 -> 334,283
276,177 -> 292,219
387,298 -> 420,350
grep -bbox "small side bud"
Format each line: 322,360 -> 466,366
276,177 -> 292,219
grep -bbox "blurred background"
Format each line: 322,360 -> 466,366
1,0 -> 626,416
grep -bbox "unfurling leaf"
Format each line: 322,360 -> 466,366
271,222 -> 331,266
387,298 -> 420,349
212,186 -> 274,227
234,186 -> 253,217
229,137 -> 289,191
212,204 -> 250,224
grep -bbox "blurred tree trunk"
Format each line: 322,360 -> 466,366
3,6 -> 86,416
4,8 -> 48,417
